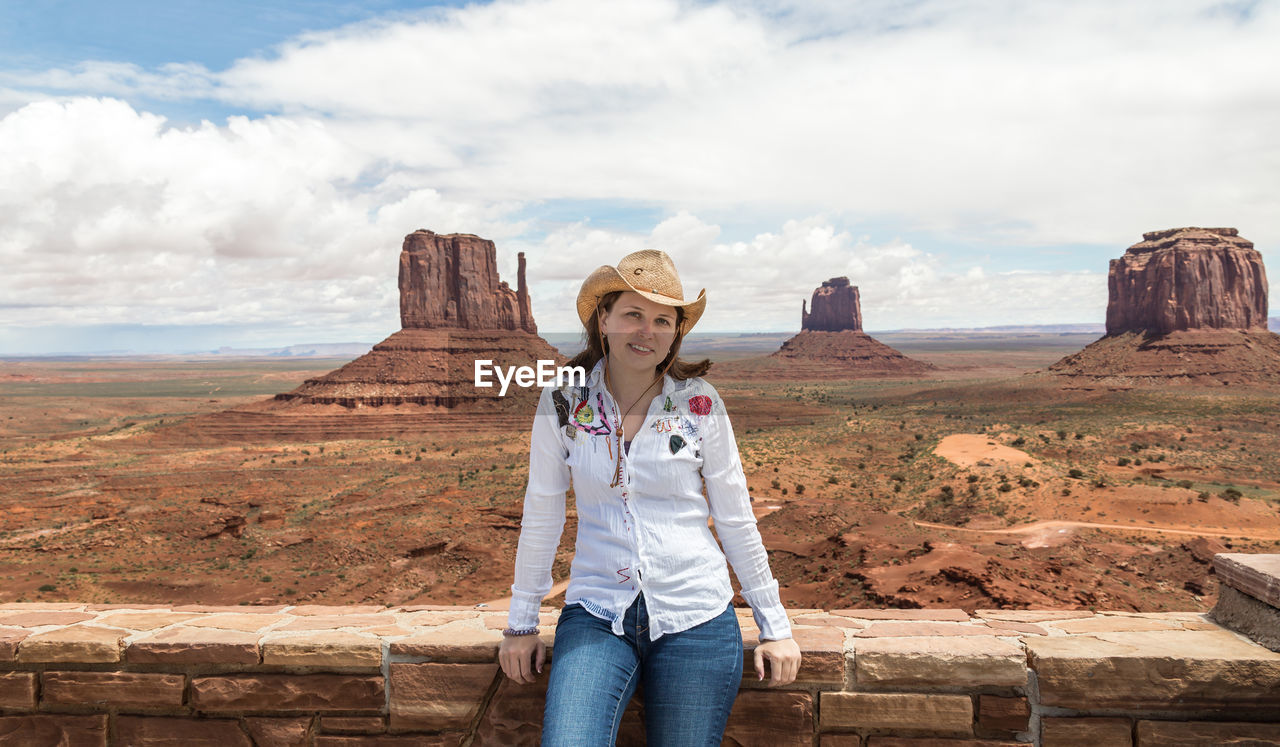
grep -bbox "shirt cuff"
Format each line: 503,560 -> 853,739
506,588 -> 544,631
741,579 -> 792,641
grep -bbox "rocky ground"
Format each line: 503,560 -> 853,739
2,340 -> 1278,613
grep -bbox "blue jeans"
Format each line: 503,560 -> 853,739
542,595 -> 743,746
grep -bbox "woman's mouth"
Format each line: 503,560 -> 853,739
628,343 -> 654,355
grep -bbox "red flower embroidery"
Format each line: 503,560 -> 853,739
688,395 -> 713,416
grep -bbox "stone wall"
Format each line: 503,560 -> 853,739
3,556 -> 1280,746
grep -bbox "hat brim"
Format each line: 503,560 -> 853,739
576,265 -> 705,333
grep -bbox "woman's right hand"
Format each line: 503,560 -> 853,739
499,634 -> 546,684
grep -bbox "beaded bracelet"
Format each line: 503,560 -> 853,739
502,627 -> 540,637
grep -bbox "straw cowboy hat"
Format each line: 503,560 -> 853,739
576,250 -> 707,332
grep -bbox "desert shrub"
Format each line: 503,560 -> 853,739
1068,468 -> 1084,479
892,483 -> 901,493
827,475 -> 839,484
781,488 -> 788,495
1176,480 -> 1193,489
997,483 -> 1013,493
1062,488 -> 1071,496
967,474 -> 979,484
1129,443 -> 1143,452
890,473 -> 906,482
1018,477 -> 1038,488
940,485 -> 954,498
1094,478 -> 1107,488
1011,437 -> 1026,447
795,484 -> 805,495
771,479 -> 780,490
38,584 -> 56,592
415,456 -> 422,461
1074,433 -> 1084,440
1133,458 -> 1143,465
1222,488 -> 1243,503
914,433 -> 924,441
1117,457 -> 1131,466
1197,492 -> 1210,502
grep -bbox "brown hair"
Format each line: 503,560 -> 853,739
566,291 -> 711,380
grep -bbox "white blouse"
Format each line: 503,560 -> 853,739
507,359 -> 792,641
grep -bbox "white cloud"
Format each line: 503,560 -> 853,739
0,0 -> 1275,347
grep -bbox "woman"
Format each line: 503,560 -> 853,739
499,250 -> 800,745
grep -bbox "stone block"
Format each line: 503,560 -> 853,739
290,605 -> 390,616
184,614 -> 284,632
262,631 -> 382,668
866,739 -> 1021,746
833,609 -> 971,621
315,735 -> 463,746
974,610 -> 1092,622
114,716 -> 252,746
276,614 -> 397,631
1048,616 -> 1182,634
793,615 -> 867,629
126,627 -> 260,665
94,612 -> 198,630
1041,717 -> 1131,747
474,673 -> 547,745
0,672 -> 36,710
722,691 -> 813,746
820,692 -> 973,735
1212,584 -> 1280,653
744,626 -> 844,688
245,717 -> 313,747
856,622 -> 996,637
172,604 -> 288,614
854,637 -> 1026,688
388,662 -> 498,732
1028,629 -> 1280,710
0,603 -> 85,610
976,695 -> 1028,733
42,671 -> 185,708
320,716 -> 387,734
820,736 -> 862,746
1136,719 -> 1280,745
16,625 -> 125,663
390,624 -> 502,661
0,628 -> 29,661
981,620 -> 1047,635
0,714 -> 107,745
0,611 -> 94,627
399,610 -> 486,627
1214,553 -> 1280,607
191,674 -> 384,713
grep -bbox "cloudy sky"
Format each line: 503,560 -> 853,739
1,0 -> 1276,353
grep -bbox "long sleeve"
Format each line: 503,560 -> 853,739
699,385 -> 792,641
507,386 -> 571,631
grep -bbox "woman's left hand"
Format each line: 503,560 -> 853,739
754,637 -> 802,686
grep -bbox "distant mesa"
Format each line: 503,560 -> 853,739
173,231 -> 562,442
269,230 -> 561,410
1051,227 -> 1280,386
715,276 -> 933,380
802,276 -> 862,332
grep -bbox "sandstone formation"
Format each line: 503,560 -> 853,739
181,231 -> 562,440
399,230 -> 536,334
802,277 -> 862,332
1106,227 -> 1268,335
716,277 -> 932,380
1051,227 -> 1280,387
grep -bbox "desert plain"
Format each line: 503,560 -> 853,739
2,330 -> 1279,615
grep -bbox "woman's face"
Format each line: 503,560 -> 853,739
599,291 -> 678,373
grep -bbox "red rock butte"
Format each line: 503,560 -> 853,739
1052,227 -> 1280,387
716,277 -> 933,380
174,231 -> 562,442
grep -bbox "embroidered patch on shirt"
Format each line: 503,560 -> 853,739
688,394 -> 713,416
651,416 -> 680,434
669,434 -> 686,454
552,390 -> 571,428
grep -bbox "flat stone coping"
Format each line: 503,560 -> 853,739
1215,553 -> 1280,608
0,602 -> 1255,670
